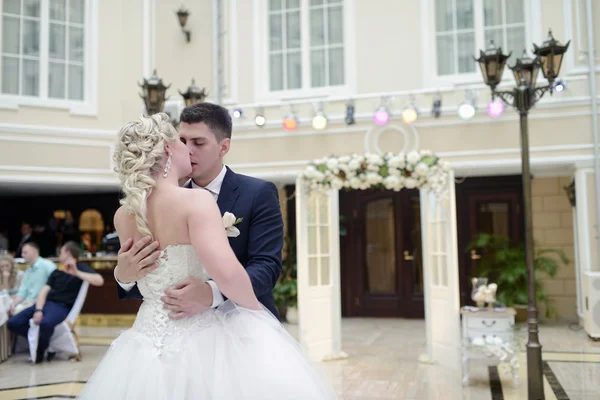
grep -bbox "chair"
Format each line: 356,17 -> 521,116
27,281 -> 89,362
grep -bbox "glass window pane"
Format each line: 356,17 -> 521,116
505,0 -> 524,23
483,0 -> 503,27
307,193 -> 317,224
23,20 -> 40,56
484,27 -> 504,51
286,0 -> 299,8
286,11 -> 301,49
269,53 -> 283,91
310,0 -> 324,5
308,257 -> 318,286
69,0 -> 85,23
310,8 -> 324,47
308,226 -> 317,254
23,0 -> 40,17
49,23 -> 66,60
49,61 -> 65,98
269,14 -> 282,51
69,26 -> 84,62
327,6 -> 343,45
365,198 -> 397,294
320,256 -> 330,285
1,56 -> 19,94
269,0 -> 282,11
507,26 -> 526,64
68,64 -> 83,100
311,49 -> 325,87
2,16 -> 20,55
22,59 -> 39,96
287,51 -> 302,89
328,47 -> 344,86
319,226 -> 329,254
476,202 -> 510,237
3,0 -> 20,14
436,34 -> 455,75
435,0 -> 454,32
318,192 -> 329,223
456,0 -> 474,29
457,32 -> 475,73
50,0 -> 66,21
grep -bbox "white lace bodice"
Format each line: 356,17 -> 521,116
137,244 -> 209,299
128,245 -> 218,356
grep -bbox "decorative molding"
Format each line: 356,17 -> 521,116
0,123 -> 114,139
0,165 -> 113,174
0,134 -> 111,148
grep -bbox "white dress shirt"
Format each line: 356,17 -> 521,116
115,165 -> 228,308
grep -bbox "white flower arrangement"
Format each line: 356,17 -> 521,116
301,151 -> 451,195
463,335 -> 520,376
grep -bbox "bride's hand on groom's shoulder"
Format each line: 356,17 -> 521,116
161,278 -> 213,319
115,237 -> 162,284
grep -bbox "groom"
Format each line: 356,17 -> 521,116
114,102 -> 284,319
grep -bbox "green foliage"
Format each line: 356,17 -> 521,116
468,233 -> 569,318
273,236 -> 297,309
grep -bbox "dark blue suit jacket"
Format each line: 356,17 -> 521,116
117,167 -> 284,319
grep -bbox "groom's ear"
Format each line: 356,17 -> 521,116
219,138 -> 231,158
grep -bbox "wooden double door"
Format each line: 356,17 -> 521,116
340,175 -> 524,317
340,189 -> 424,318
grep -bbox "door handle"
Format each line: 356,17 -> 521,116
403,250 -> 414,261
470,249 -> 481,260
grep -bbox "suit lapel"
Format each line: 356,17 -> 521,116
217,167 -> 239,215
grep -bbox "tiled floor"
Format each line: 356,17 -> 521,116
0,319 -> 599,399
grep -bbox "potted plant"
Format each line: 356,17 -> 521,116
468,233 -> 569,321
273,236 -> 297,323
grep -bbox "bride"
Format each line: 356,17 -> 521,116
77,113 -> 337,399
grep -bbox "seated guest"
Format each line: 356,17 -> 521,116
9,243 -> 56,315
7,241 -> 104,363
0,255 -> 23,295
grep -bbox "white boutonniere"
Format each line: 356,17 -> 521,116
223,212 -> 243,237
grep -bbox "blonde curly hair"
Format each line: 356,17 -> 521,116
113,113 -> 178,238
0,254 -> 17,290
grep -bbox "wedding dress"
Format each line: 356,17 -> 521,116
77,244 -> 337,399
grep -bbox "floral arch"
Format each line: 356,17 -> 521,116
300,150 -> 451,195
294,147 -> 461,369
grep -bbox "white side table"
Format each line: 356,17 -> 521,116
461,307 -> 518,387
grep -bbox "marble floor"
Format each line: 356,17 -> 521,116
0,319 -> 598,399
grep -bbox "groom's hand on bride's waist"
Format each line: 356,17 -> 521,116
115,237 -> 162,284
161,278 -> 213,319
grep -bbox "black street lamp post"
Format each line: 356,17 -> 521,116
475,30 -> 570,400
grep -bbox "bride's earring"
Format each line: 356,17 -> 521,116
163,155 -> 172,178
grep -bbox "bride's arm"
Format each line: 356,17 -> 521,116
187,190 -> 261,310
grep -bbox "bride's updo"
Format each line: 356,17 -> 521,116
113,113 -> 177,238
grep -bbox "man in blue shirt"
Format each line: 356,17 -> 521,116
9,242 -> 56,315
8,241 -> 103,363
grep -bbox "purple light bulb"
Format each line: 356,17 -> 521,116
373,107 -> 389,125
487,100 -> 504,118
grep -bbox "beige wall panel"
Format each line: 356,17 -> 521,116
353,1 -> 422,93
0,142 -> 110,170
154,0 -> 214,102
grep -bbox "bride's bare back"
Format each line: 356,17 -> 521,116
114,185 -> 260,310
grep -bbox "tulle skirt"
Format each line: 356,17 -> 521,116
77,301 -> 337,399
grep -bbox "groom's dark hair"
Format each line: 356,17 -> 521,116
180,102 -> 232,142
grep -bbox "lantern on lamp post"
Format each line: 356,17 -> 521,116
139,69 -> 170,115
179,79 -> 208,107
475,30 -> 569,400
